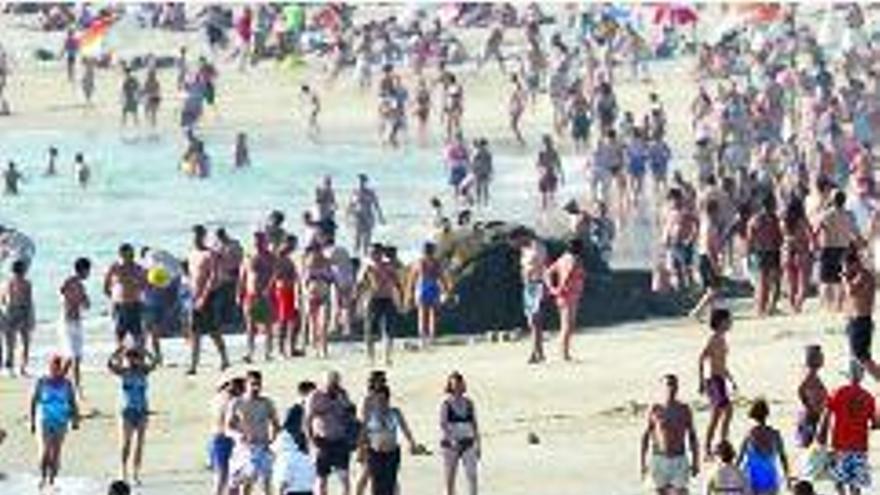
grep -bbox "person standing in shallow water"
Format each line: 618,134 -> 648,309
4,161 -> 22,195
348,174 -> 385,255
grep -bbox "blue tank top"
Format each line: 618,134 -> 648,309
121,371 -> 148,413
742,440 -> 779,493
38,378 -> 73,428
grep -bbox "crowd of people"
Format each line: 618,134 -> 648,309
4,2 -> 880,495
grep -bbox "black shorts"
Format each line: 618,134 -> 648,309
368,297 -> 399,340
698,254 -> 721,290
820,247 -> 847,284
847,316 -> 874,361
212,282 -> 239,327
113,302 -> 143,341
314,437 -> 350,478
192,302 -> 216,335
754,249 -> 781,272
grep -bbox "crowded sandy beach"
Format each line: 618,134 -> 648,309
1,3 -> 880,495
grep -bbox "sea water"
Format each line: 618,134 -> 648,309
0,128 -> 615,357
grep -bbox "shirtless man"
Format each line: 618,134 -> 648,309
59,258 -> 91,395
215,228 -> 243,332
228,370 -> 280,495
815,191 -> 861,312
640,374 -> 699,495
306,371 -> 354,495
842,251 -> 880,380
187,225 -> 231,375
104,244 -> 147,349
512,227 -> 547,364
348,174 -> 385,255
746,195 -> 784,316
698,308 -> 737,459
239,232 -> 276,363
356,244 -> 403,363
663,189 -> 700,289
3,259 -> 34,376
269,236 -> 300,359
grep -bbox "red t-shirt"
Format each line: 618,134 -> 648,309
828,384 -> 876,452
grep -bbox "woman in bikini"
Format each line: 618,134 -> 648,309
544,239 -> 585,361
440,372 -> 480,495
413,78 -> 431,146
781,196 -> 814,313
302,244 -> 335,358
407,242 -> 450,348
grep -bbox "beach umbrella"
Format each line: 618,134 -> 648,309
77,12 -> 115,57
653,4 -> 699,26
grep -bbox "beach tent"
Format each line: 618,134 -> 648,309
652,4 -> 699,27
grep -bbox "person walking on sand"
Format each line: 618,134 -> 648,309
407,242 -> 450,349
699,308 -> 738,459
302,242 -> 334,359
513,227 -> 548,364
441,371 -> 480,495
104,243 -> 147,349
841,250 -> 880,380
228,370 -> 281,495
815,191 -> 861,312
544,239 -> 585,362
306,370 -> 356,495
108,347 -> 159,485
270,235 -> 299,358
508,74 -> 527,146
746,195 -> 783,317
704,441 -> 747,495
357,244 -> 402,362
796,345 -> 828,449
736,399 -> 792,495
782,196 -> 814,314
689,199 -> 724,320
211,376 -> 245,495
817,360 -> 877,495
58,257 -> 91,396
348,174 -> 385,255
2,259 -> 34,377
187,225 -> 231,374
30,355 -> 79,491
239,231 -> 276,363
536,135 -> 563,210
361,384 -> 424,495
640,374 -> 699,495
